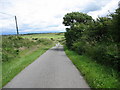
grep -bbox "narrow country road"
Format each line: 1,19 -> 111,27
4,44 -> 90,88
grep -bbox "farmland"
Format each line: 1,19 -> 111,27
21,33 -> 64,40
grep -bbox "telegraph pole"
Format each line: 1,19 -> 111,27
0,12 -> 19,35
15,16 -> 19,35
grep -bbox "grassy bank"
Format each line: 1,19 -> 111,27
2,36 -> 54,87
64,46 -> 120,88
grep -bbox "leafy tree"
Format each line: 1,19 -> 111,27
111,8 -> 120,44
63,12 -> 92,48
110,8 -> 120,70
63,12 -> 92,26
87,17 -> 112,43
63,9 -> 120,71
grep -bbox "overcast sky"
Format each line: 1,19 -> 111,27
0,0 -> 119,34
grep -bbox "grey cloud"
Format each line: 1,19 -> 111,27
81,0 -> 110,13
83,3 -> 101,13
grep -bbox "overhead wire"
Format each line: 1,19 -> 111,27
0,12 -> 15,17
0,12 -> 17,34
0,12 -> 15,19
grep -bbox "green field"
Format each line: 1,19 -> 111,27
21,33 -> 64,40
21,33 -> 65,45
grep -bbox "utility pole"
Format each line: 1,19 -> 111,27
15,16 -> 19,35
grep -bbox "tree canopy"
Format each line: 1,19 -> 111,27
63,8 -> 120,71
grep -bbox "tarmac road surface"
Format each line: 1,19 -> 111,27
4,44 -> 90,88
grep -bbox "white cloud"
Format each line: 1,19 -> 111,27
88,0 -> 119,19
0,0 -> 119,34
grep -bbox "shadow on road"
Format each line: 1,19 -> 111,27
50,46 -> 64,51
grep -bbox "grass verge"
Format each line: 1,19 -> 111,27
64,46 -> 120,88
2,43 -> 53,87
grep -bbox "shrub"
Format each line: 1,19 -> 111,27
32,38 -> 38,40
92,45 -> 106,62
85,43 -> 119,70
72,41 -> 86,55
51,38 -> 54,41
85,44 -> 107,63
37,39 -> 52,45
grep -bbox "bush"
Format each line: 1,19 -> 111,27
85,43 -> 119,70
51,38 -> 54,41
90,45 -> 107,63
85,44 -> 108,62
63,9 -> 120,71
72,41 -> 86,55
37,39 -> 53,45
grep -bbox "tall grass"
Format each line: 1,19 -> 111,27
2,36 -> 53,62
64,46 -> 120,88
2,35 -> 54,87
